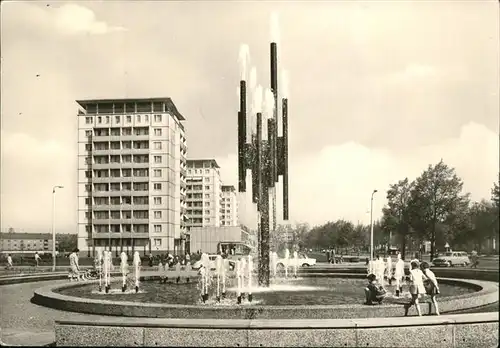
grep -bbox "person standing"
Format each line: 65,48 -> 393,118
404,260 -> 427,316
6,254 -> 13,269
69,248 -> 81,281
34,252 -> 41,267
421,262 -> 440,315
394,252 -> 405,297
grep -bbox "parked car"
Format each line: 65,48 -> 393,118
276,253 -> 317,269
432,251 -> 470,267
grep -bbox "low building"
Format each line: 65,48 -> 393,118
0,232 -> 58,254
187,226 -> 253,255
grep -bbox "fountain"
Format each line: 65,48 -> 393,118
293,250 -> 298,278
284,248 -> 290,278
133,251 -> 141,293
120,251 -> 128,292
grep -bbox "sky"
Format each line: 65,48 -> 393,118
1,1 -> 499,233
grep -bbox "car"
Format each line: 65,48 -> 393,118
192,255 -> 236,271
276,253 -> 317,269
432,251 -> 470,267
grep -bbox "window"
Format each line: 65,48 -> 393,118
85,157 -> 91,164
115,116 -> 120,123
154,183 -> 162,190
154,128 -> 162,136
154,197 -> 162,205
227,204 -> 231,207
85,130 -> 92,137
136,115 -> 141,122
154,237 -> 161,245
205,185 -> 210,190
205,202 -> 210,206
205,194 -> 210,199
145,115 -> 149,123
154,211 -> 162,219
154,114 -> 162,122
85,184 -> 91,192
154,156 -> 162,164
205,177 -> 210,182
85,198 -> 90,205
85,144 -> 92,151
205,210 -> 210,214
154,225 -> 162,233
154,169 -> 162,177
154,142 -> 162,150
85,117 -> 92,124
85,212 -> 91,219
126,115 -> 131,123
85,170 -> 92,178
205,169 -> 210,174
105,116 -> 110,124
188,169 -> 192,174
204,218 -> 210,223
97,116 -> 102,124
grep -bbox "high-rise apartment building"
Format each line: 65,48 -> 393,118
76,98 -> 188,257
221,185 -> 238,226
185,159 -> 222,229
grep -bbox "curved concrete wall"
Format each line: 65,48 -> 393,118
55,312 -> 499,347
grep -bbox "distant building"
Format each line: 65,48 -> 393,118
0,232 -> 58,254
185,159 -> 222,229
76,98 -> 188,257
187,226 -> 252,255
221,185 -> 238,226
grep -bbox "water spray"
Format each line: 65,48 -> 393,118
120,251 -> 128,292
133,251 -> 141,293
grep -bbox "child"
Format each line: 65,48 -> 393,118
421,261 -> 440,315
404,260 -> 427,316
364,273 -> 387,305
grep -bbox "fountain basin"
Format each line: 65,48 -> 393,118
32,273 -> 498,320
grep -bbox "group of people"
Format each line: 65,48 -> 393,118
364,253 -> 441,316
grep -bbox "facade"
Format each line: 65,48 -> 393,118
76,98 -> 188,257
221,185 -> 238,226
0,232 -> 58,254
185,159 -> 222,229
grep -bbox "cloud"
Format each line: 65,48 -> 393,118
0,130 -> 77,233
1,3 -> 126,37
54,4 -> 126,35
217,122 -> 499,227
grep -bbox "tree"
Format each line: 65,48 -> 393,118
408,160 -> 470,260
56,234 -> 77,253
7,227 -> 15,233
492,174 -> 500,208
381,178 -> 414,259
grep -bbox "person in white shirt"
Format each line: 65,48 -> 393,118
34,252 -> 41,267
393,252 -> 405,297
69,249 -> 81,281
385,255 -> 392,285
421,261 -> 440,315
404,260 -> 427,316
6,254 -> 13,269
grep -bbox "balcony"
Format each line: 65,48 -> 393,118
131,191 -> 149,196
92,232 -> 150,239
108,218 -> 132,224
131,162 -> 150,169
131,218 -> 149,224
92,204 -> 110,211
92,219 -> 111,225
92,163 -> 111,170
131,148 -> 150,154
93,136 -> 111,142
92,176 -> 110,183
130,204 -> 149,210
92,149 -> 112,155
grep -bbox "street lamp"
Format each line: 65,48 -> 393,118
52,185 -> 64,272
370,189 -> 378,261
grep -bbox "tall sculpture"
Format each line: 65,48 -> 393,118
237,17 -> 289,287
